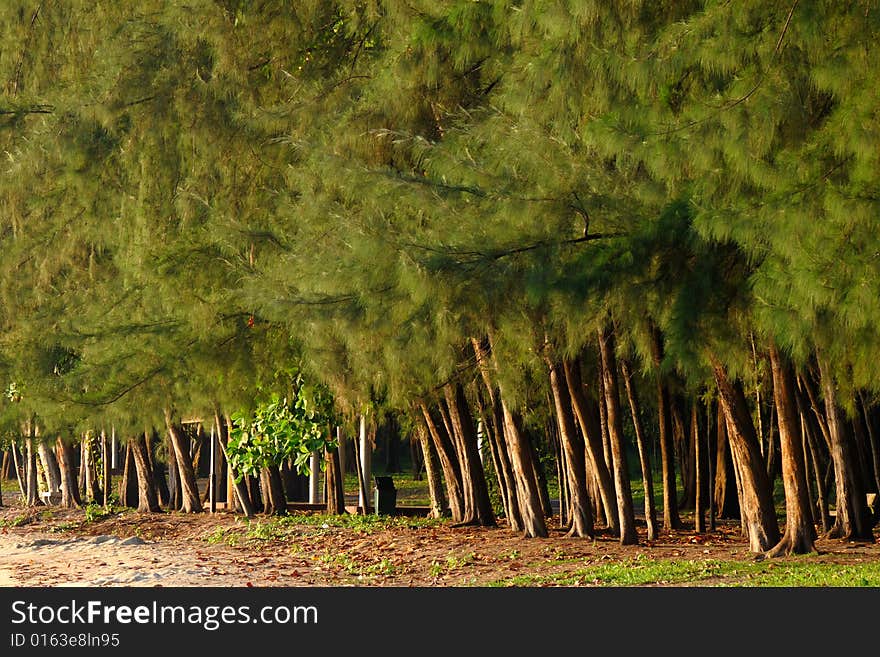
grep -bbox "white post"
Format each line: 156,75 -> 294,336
476,420 -> 485,464
110,427 -> 118,470
209,424 -> 216,513
308,452 -> 320,504
358,415 -> 372,511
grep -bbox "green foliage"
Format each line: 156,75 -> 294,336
489,556 -> 880,588
227,373 -> 335,479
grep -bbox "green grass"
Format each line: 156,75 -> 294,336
489,555 -> 880,587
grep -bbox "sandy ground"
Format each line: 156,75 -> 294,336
2,504 -> 879,587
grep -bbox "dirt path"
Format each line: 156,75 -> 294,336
2,506 -> 878,587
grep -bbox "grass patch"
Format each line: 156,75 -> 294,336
490,555 -> 880,587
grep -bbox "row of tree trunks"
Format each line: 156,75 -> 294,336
443,382 -> 496,527
164,409 -> 203,513
597,325 -> 638,545
546,352 -> 593,538
420,401 -> 465,522
472,337 -> 523,530
563,359 -> 618,534
621,359 -> 658,541
650,326 -> 683,531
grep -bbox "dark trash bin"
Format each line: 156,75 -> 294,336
374,476 -> 397,515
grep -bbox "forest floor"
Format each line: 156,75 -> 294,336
2,502 -> 880,587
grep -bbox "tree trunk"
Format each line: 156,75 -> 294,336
261,465 -> 287,516
620,360 -> 657,541
674,396 -> 696,510
714,403 -> 740,520
130,432 -> 161,513
119,442 -> 139,508
528,432 -> 554,518
473,382 -> 514,523
471,337 -> 523,531
55,437 -> 82,509
859,393 -> 880,498
547,356 -> 594,538
693,402 -> 705,534
216,437 -> 255,518
501,400 -> 549,538
443,383 -> 496,526
324,445 -> 346,515
11,441 -> 26,500
712,360 -> 780,552
100,430 -> 110,507
766,345 -> 816,556
596,365 -> 615,489
563,358 -> 618,533
26,434 -> 41,506
83,435 -> 103,504
650,326 -> 682,530
850,404 -> 876,495
416,423 -> 446,518
384,417 -> 402,474
165,428 -> 181,510
37,440 -> 61,498
420,401 -> 465,522
598,325 -> 638,545
164,409 -> 203,513
817,358 -> 873,541
352,427 -> 370,515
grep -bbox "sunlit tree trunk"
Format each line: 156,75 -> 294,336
164,409 -> 202,513
766,344 -> 816,556
712,360 -> 780,552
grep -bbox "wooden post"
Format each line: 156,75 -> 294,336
309,452 -> 320,504
358,415 -> 372,511
209,424 -> 217,513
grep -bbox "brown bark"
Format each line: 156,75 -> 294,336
712,360 -> 780,552
55,437 -> 82,508
650,326 -> 682,530
501,400 -> 548,537
26,434 -> 41,506
324,445 -> 346,515
473,382 -> 514,523
164,409 -> 203,513
547,356 -> 593,538
10,441 -> 26,499
714,405 -> 740,519
216,437 -> 255,518
420,401 -> 465,522
598,325 -> 637,545
444,383 -> 496,526
817,358 -> 873,541
416,423 -> 446,518
766,345 -> 816,556
693,402 -> 705,534
37,440 -> 61,497
131,432 -> 161,513
563,358 -> 618,533
100,431 -> 110,507
471,337 -> 523,530
620,359 -> 657,541
119,442 -> 139,508
261,465 -> 287,515
674,396 -> 696,510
